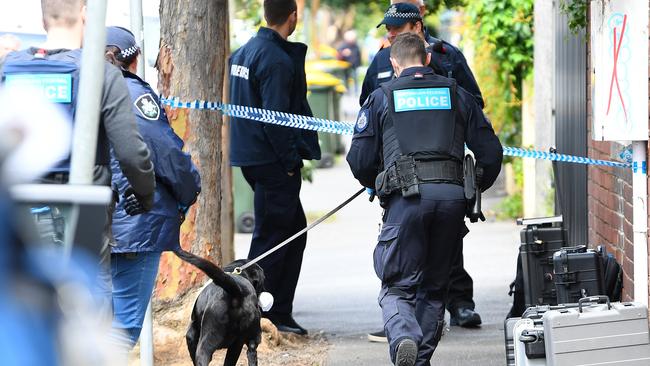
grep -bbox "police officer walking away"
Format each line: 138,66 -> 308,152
0,0 -> 155,312
229,0 -> 320,335
363,3 -> 485,344
347,33 -> 502,365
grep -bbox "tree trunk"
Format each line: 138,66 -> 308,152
155,0 -> 230,301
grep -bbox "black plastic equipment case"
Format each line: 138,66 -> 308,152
518,216 -> 568,307
553,246 -> 605,304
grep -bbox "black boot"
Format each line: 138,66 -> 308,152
264,312 -> 308,335
449,307 -> 482,328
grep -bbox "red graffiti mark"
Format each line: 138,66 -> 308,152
606,14 -> 628,121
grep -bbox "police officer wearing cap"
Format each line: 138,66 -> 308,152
229,0 -> 320,335
363,3 -> 485,340
360,2 -> 483,109
104,26 -> 201,348
347,33 -> 502,365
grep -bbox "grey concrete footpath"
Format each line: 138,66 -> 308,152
235,158 -> 519,366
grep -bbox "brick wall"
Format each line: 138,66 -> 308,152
585,12 -> 636,301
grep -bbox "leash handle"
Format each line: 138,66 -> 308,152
236,188 -> 365,272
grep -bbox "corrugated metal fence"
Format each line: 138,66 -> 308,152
553,4 -> 588,245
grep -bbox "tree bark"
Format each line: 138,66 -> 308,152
155,0 -> 230,301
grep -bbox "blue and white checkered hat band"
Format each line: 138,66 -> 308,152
120,45 -> 139,59
385,12 -> 420,19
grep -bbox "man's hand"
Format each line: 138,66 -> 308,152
366,188 -> 376,202
123,187 -> 152,216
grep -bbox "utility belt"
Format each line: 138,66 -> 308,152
375,156 -> 463,199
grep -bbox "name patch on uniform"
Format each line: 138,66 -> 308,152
134,93 -> 160,120
4,73 -> 72,103
230,64 -> 249,80
377,71 -> 393,80
393,88 -> 451,112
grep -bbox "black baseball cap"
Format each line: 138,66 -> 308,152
377,3 -> 422,28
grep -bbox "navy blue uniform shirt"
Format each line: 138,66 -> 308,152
359,31 -> 484,109
348,67 -> 502,193
111,71 -> 201,253
229,27 -> 320,172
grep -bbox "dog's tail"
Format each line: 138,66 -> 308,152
173,249 -> 243,298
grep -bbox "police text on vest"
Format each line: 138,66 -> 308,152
393,88 -> 452,112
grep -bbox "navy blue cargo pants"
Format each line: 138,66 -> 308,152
375,185 -> 465,365
241,162 -> 307,317
447,230 -> 476,312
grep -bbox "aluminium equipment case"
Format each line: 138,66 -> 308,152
513,318 -> 546,366
543,296 -> 650,365
553,246 -> 605,304
504,317 -> 519,366
519,216 -> 568,307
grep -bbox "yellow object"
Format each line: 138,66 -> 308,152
318,44 -> 340,59
306,70 -> 347,94
306,59 -> 351,73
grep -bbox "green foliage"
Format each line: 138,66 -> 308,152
466,0 -> 533,85
497,159 -> 524,219
464,0 -> 533,150
233,0 -> 263,27
498,192 -> 523,219
301,160 -> 316,183
559,0 -> 588,34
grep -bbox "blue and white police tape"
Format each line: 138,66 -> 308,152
160,96 -> 354,135
159,96 -> 632,170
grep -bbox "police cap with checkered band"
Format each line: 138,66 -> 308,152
105,26 -> 140,60
377,3 -> 422,28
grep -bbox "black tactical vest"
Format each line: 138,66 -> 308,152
379,71 -> 465,170
1,49 -> 110,172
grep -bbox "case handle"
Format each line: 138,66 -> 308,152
578,295 -> 611,313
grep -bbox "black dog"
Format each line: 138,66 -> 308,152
174,250 -> 265,366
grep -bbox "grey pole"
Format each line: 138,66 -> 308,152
130,0 -> 145,78
66,0 -> 108,255
130,1 -> 154,364
68,0 -> 107,185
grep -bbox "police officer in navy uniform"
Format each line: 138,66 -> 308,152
359,2 -> 483,109
229,0 -> 320,335
347,33 -> 502,365
0,0 -> 155,315
103,26 -> 202,349
363,3 -> 484,341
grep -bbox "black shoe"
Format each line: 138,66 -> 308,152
449,307 -> 482,328
264,313 -> 308,335
395,338 -> 417,366
367,329 -> 388,343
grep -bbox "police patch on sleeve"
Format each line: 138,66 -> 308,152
134,93 -> 160,120
355,109 -> 369,133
